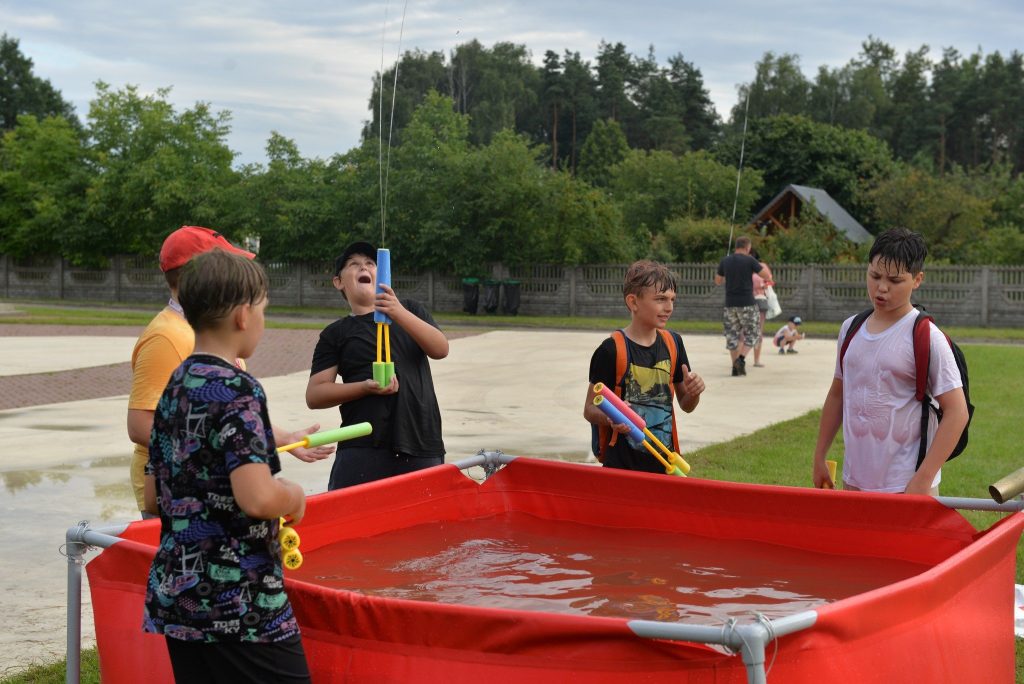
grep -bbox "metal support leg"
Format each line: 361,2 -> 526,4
65,521 -> 89,684
64,521 -> 127,684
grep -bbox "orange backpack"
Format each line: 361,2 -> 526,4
592,329 -> 680,462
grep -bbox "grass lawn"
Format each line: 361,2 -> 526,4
1,320 -> 1021,682
3,298 -> 1024,343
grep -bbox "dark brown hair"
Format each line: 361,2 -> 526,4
623,260 -> 677,300
178,250 -> 268,332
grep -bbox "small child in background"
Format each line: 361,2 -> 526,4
143,250 -> 310,683
773,316 -> 804,354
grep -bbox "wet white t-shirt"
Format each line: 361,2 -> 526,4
835,309 -> 962,493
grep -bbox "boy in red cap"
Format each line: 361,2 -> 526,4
128,226 -> 332,518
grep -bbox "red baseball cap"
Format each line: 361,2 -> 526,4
159,226 -> 255,272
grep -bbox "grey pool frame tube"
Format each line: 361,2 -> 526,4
65,453 -> 1024,684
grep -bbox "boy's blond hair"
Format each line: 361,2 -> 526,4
623,260 -> 677,302
178,250 -> 268,333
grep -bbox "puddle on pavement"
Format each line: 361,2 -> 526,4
83,455 -> 131,469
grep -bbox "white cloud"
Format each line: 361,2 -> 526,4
3,0 -> 1022,163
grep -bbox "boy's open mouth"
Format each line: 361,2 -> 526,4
358,274 -> 373,284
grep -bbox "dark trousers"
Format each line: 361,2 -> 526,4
165,634 -> 310,684
328,445 -> 443,490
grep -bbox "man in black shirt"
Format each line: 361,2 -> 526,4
306,242 -> 449,489
714,237 -> 772,377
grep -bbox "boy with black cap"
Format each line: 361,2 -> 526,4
306,241 -> 449,489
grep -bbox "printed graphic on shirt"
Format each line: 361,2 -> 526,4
623,358 -> 674,450
143,356 -> 298,643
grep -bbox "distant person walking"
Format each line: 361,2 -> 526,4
714,237 -> 771,377
750,249 -> 774,368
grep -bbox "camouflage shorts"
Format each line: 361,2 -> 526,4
723,305 -> 760,350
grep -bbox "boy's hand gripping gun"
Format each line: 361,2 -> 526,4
373,248 -> 395,387
592,383 -> 691,477
275,422 -> 373,569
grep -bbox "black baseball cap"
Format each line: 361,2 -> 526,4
790,316 -> 803,325
334,241 -> 376,275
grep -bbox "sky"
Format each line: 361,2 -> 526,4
2,0 -> 1022,165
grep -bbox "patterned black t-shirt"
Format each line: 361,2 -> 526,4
143,354 -> 298,643
589,332 -> 690,474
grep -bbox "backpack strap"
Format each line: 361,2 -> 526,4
659,328 -> 681,453
600,330 -> 630,453
839,309 -> 873,373
912,313 -> 932,402
913,312 -> 934,469
612,329 -> 629,396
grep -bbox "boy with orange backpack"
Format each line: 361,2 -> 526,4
584,260 -> 706,474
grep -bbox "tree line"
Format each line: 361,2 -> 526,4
2,33 -> 1023,272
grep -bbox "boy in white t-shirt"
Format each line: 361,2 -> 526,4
812,228 -> 969,495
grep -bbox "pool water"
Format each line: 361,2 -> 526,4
293,511 -> 928,623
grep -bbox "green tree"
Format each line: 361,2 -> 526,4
449,40 -> 539,145
609,149 -> 762,242
595,41 -> 635,124
658,217 -> 735,262
540,50 -> 566,169
0,114 -> 90,259
225,133 -> 353,262
362,48 -> 448,146
0,34 -> 78,131
578,118 -> 628,187
723,114 -> 895,228
866,165 -> 993,261
84,82 -> 237,259
533,170 -> 630,264
730,52 -> 809,126
665,54 -> 719,151
559,51 -> 598,174
386,91 -> 472,271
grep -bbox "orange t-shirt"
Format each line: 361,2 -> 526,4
128,307 -> 194,510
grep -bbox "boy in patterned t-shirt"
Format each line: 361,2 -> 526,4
584,260 -> 707,474
142,250 -> 310,682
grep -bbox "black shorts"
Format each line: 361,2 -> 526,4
166,634 -> 310,684
328,445 -> 443,490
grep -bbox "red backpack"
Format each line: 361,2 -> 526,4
592,329 -> 680,462
839,308 -> 974,469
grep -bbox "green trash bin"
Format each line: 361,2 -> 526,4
461,277 -> 480,314
482,278 -> 501,314
502,279 -> 521,315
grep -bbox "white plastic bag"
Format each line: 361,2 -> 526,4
764,285 -> 782,320
1015,584 -> 1024,638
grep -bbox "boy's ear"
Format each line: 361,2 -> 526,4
624,292 -> 638,313
912,271 -> 925,290
234,303 -> 250,331
331,274 -> 346,294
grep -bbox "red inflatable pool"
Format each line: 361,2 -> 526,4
83,455 -> 1023,683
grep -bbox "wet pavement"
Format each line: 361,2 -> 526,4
0,327 -> 839,676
